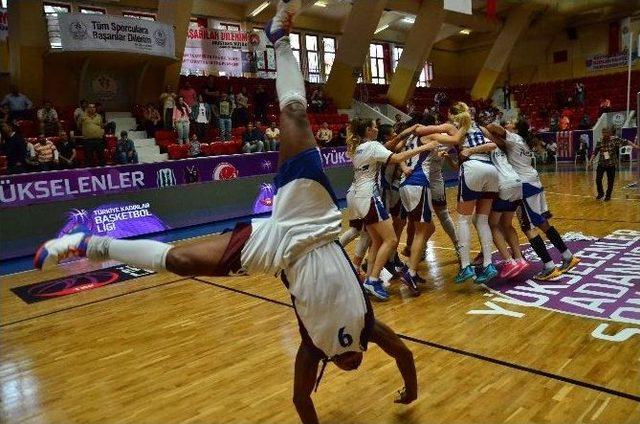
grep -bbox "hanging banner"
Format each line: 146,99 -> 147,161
57,13 -> 175,58
186,27 -> 260,50
181,47 -> 243,75
586,52 -> 635,71
0,8 -> 8,41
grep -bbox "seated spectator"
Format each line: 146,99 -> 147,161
215,92 -> 234,141
1,85 -> 33,121
57,131 -> 77,169
310,89 -> 325,112
191,94 -> 211,141
575,82 -> 585,106
578,114 -> 592,130
74,99 -> 88,130
173,97 -> 192,145
188,133 -> 201,157
116,131 -> 138,165
242,122 -> 265,153
160,85 -> 177,129
333,124 -> 347,146
37,101 -> 60,136
179,81 -> 198,108
559,115 -> 570,131
0,122 -> 28,174
315,122 -> 333,146
143,103 -> 162,138
265,120 -> 280,151
599,98 -> 612,115
32,135 -> 59,171
393,114 -> 403,133
80,103 -> 106,167
234,87 -> 249,127
0,104 -> 11,124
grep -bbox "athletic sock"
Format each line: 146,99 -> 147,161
457,214 -> 473,268
355,231 -> 370,258
274,36 -> 307,110
545,226 -> 572,260
87,236 -> 172,271
436,208 -> 459,247
529,235 -> 554,269
339,228 -> 359,246
474,214 -> 494,268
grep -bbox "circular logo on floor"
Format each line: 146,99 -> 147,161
468,229 -> 640,343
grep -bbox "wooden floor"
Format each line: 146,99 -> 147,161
2,169 -> 639,424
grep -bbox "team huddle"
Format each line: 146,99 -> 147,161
342,103 -> 581,301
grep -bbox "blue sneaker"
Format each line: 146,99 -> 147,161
264,0 -> 301,44
34,233 -> 90,270
363,278 -> 389,301
454,265 -> 475,284
475,263 -> 498,284
400,269 -> 420,296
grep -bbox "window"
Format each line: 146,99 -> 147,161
417,62 -> 434,87
43,2 -> 71,49
305,35 -> 321,83
1,0 -> 6,8
392,46 -> 403,72
322,37 -> 336,80
123,12 -> 156,21
369,43 -> 386,85
218,22 -> 241,31
290,32 -> 301,68
79,6 -> 105,14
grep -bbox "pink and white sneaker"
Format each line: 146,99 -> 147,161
499,260 -> 520,279
34,233 -> 91,270
514,258 -> 531,275
264,0 -> 301,44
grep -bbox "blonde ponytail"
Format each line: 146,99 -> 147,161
449,101 -> 472,134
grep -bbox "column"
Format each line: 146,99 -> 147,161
157,0 -> 194,90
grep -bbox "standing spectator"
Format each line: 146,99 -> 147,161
0,104 -> 11,124
334,124 -> 347,146
241,122 -> 265,153
549,114 -> 559,132
37,101 -> 60,136
215,92 -> 234,141
57,131 -> 77,169
188,133 -> 201,157
578,113 -> 592,130
591,127 -> 639,201
143,103 -> 162,138
575,82 -> 585,106
264,120 -> 280,151
160,84 -> 177,129
254,85 -> 269,122
502,81 -> 511,109
173,96 -> 191,145
1,85 -> 33,120
0,122 -> 28,174
116,130 -> 138,164
315,122 -> 333,146
310,89 -> 325,112
74,99 -> 88,129
32,136 -> 59,171
95,102 -> 107,122
599,98 -> 612,115
546,140 -> 557,163
393,114 -> 403,133
179,81 -> 198,108
203,76 -> 218,105
234,87 -> 249,127
191,94 -> 211,141
80,103 -> 105,167
434,91 -> 447,110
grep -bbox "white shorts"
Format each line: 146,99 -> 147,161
400,184 -> 433,223
518,181 -> 552,230
498,180 -> 523,203
458,159 -> 499,202
239,148 -> 374,358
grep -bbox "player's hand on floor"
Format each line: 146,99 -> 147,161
394,387 -> 417,404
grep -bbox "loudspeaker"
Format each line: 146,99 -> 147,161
567,27 -> 578,40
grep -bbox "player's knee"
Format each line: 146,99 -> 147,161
165,248 -> 194,276
387,234 -> 399,247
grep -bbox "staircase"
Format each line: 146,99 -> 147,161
105,112 -> 168,163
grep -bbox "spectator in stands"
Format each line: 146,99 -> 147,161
37,101 -> 60,136
0,104 -> 10,124
143,103 -> 162,138
591,127 -> 639,201
80,103 -> 105,167
215,92 -> 234,141
559,114 -> 570,131
57,131 -> 77,169
0,122 -> 28,174
545,140 -> 557,163
234,87 -> 249,127
393,114 -> 403,133
188,133 -> 201,158
599,98 -> 612,115
160,84 -> 177,129
265,120 -> 280,151
502,81 -> 511,109
575,134 -> 589,163
179,81 -> 198,108
315,122 -> 333,146
241,122 -> 265,153
1,85 -> 33,121
549,114 -> 559,132
434,91 -> 447,110
191,94 -> 211,141
334,124 -> 347,146
406,99 -> 416,116
203,75 -> 217,105
254,85 -> 269,123
95,102 -> 106,122
32,136 -> 59,171
578,114 -> 592,130
173,96 -> 192,145
116,131 -> 138,165
310,89 -> 325,112
575,82 -> 585,106
74,99 -> 88,129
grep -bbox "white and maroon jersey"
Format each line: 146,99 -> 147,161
349,140 -> 393,198
504,131 -> 540,184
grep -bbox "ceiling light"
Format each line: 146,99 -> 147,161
314,1 -> 328,7
375,24 -> 389,34
402,17 -> 415,24
459,28 -> 471,35
249,1 -> 270,17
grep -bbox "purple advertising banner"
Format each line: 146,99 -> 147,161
0,147 -> 352,208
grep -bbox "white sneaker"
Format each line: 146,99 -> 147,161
34,233 -> 90,270
265,0 -> 301,44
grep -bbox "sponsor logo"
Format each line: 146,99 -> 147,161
157,168 -> 177,187
184,165 -> 200,184
69,21 -> 88,40
153,28 -> 166,46
212,162 -> 238,181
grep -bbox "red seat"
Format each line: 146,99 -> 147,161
167,144 -> 182,160
75,145 -> 86,167
0,155 -> 7,175
16,120 -> 37,137
200,143 -> 211,156
179,144 -> 190,159
223,141 -> 241,155
211,142 -> 225,155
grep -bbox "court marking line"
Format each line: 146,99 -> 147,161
191,277 -> 640,404
0,277 -> 191,328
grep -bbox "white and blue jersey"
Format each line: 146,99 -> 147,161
457,122 -> 500,202
399,135 -> 433,222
